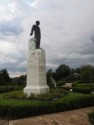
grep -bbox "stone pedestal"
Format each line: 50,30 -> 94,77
24,38 -> 49,96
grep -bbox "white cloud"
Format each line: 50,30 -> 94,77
0,0 -> 94,76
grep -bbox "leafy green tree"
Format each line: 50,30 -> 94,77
46,69 -> 53,84
18,75 -> 26,85
11,75 -> 26,85
0,69 -> 11,84
64,69 -> 76,82
79,65 -> 94,83
55,64 -> 71,81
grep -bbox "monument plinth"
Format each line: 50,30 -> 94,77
24,38 -> 49,96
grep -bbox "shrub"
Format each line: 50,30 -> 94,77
3,89 -> 68,101
3,90 -> 26,99
73,87 -> 91,94
88,111 -> 94,125
56,81 -> 65,86
71,83 -> 94,94
0,92 -> 94,119
0,85 -> 24,93
75,83 -> 94,90
63,83 -> 94,94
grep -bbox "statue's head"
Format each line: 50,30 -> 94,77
36,20 -> 40,25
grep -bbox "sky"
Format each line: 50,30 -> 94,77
0,0 -> 94,77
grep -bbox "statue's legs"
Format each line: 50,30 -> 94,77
35,38 -> 40,49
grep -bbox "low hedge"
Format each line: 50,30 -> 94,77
73,87 -> 91,94
0,87 -> 23,93
0,92 -> 94,119
88,111 -> 94,125
3,89 -> 68,101
74,83 -> 94,89
63,87 -> 91,94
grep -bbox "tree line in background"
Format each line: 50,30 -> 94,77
0,69 -> 26,86
47,64 -> 94,85
0,64 -> 94,86
0,69 -> 11,85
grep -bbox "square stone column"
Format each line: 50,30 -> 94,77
24,38 -> 49,96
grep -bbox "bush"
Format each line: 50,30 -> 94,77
3,90 -> 26,99
73,87 -> 91,94
63,87 -> 91,94
0,85 -> 24,93
3,89 -> 68,101
63,83 -> 94,94
75,83 -> 94,89
0,92 -> 94,119
29,89 -> 68,101
56,80 -> 65,86
72,83 -> 94,94
88,111 -> 94,125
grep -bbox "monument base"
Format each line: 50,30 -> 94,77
24,38 -> 49,97
24,86 -> 49,96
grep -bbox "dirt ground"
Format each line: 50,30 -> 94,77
5,106 -> 94,125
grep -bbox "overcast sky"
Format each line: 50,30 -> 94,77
0,0 -> 94,77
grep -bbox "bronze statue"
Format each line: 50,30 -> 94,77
30,21 -> 41,49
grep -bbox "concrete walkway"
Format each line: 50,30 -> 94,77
0,120 -> 9,125
3,106 -> 94,125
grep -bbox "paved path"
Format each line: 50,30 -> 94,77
6,106 -> 94,125
0,120 -> 9,125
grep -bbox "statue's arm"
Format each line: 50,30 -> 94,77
30,25 -> 35,36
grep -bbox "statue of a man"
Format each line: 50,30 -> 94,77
30,21 -> 41,49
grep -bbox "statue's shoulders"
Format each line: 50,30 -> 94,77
33,25 -> 36,27
33,25 -> 36,28
33,25 -> 39,29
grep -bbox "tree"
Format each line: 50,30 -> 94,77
79,65 -> 94,83
0,69 -> 11,84
55,64 -> 71,81
46,69 -> 53,84
11,75 -> 26,85
18,75 -> 26,85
